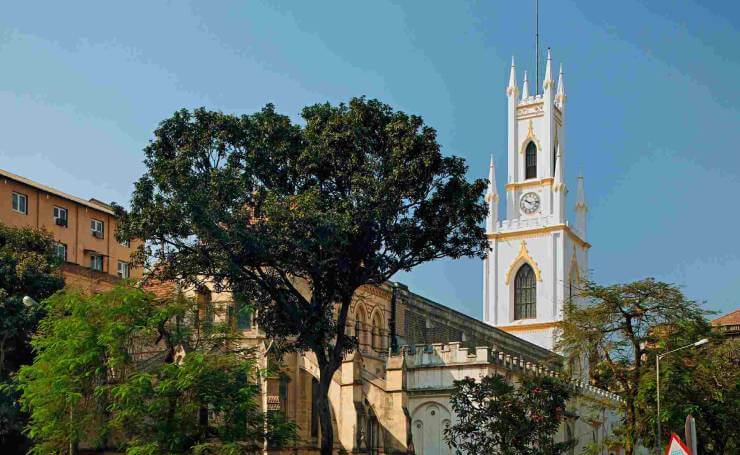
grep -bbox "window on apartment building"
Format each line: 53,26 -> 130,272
117,261 -> 130,279
11,192 -> 28,214
54,243 -> 67,262
91,219 -> 104,238
90,254 -> 104,272
53,206 -> 68,227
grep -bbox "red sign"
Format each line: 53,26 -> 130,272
665,433 -> 691,455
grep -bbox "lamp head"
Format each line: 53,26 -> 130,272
694,338 -> 709,347
22,296 -> 37,308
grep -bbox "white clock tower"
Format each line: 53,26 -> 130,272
483,50 -> 590,351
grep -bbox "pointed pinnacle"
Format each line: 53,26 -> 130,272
521,70 -> 530,99
543,48 -> 553,90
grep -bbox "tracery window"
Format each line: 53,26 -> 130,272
514,263 -> 536,319
525,141 -> 537,179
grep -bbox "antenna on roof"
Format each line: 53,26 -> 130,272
535,0 -> 540,95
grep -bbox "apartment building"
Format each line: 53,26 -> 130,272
0,168 -> 141,292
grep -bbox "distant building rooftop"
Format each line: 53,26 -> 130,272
0,168 -> 116,215
712,309 -> 740,338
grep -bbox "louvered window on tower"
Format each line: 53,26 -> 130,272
525,142 -> 537,179
514,263 -> 536,319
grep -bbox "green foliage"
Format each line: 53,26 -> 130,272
558,278 -> 708,455
16,286 -> 295,454
636,331 -> 739,455
0,223 -> 64,451
118,98 -> 488,452
444,374 -> 572,455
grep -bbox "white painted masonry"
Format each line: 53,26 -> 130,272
483,50 -> 589,351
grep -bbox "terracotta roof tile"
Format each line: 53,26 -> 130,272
144,279 -> 178,299
711,309 -> 740,326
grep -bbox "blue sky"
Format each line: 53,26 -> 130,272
1,1 -> 738,317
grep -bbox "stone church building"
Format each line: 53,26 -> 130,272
174,51 -> 626,454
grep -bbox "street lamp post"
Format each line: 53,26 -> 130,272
655,338 -> 708,452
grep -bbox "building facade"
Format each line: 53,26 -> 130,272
172,279 -> 622,455
483,51 -> 589,351
0,168 -> 141,291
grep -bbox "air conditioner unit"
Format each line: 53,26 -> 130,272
55,217 -> 67,227
93,231 -> 104,239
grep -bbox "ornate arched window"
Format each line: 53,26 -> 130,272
514,263 -> 536,319
371,313 -> 383,353
525,141 -> 537,179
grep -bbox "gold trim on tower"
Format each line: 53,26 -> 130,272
519,119 -> 541,154
505,178 -> 553,191
497,321 -> 559,332
504,240 -> 543,285
487,224 -> 591,250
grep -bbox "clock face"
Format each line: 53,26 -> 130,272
520,192 -> 540,214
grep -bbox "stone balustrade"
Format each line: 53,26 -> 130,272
389,341 -> 623,403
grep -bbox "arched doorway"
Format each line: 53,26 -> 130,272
411,402 -> 452,455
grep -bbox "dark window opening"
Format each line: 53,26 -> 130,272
514,263 -> 536,319
525,141 -> 537,179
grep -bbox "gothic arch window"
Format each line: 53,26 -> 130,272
355,306 -> 367,350
552,138 -> 558,177
525,141 -> 537,179
371,312 -> 385,353
514,263 -> 536,319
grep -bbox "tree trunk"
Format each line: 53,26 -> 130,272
624,400 -> 635,455
316,365 -> 337,455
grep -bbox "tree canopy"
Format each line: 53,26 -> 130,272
118,97 -> 489,453
636,327 -> 739,454
0,224 -> 65,452
444,374 -> 572,455
16,285 -> 295,454
558,278 -> 708,455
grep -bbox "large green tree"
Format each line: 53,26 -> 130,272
118,98 -> 489,453
17,286 -> 295,454
558,279 -> 707,455
636,327 -> 739,454
444,374 -> 572,455
0,224 -> 64,453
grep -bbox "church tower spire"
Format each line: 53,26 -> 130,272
543,48 -> 553,91
507,57 -> 518,96
556,63 -> 566,108
484,51 -> 590,352
521,71 -> 530,99
553,146 -> 566,223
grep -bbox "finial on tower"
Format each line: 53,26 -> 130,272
521,70 -> 530,99
554,147 -> 565,189
556,63 -> 566,105
507,57 -> 518,97
543,48 -> 553,91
